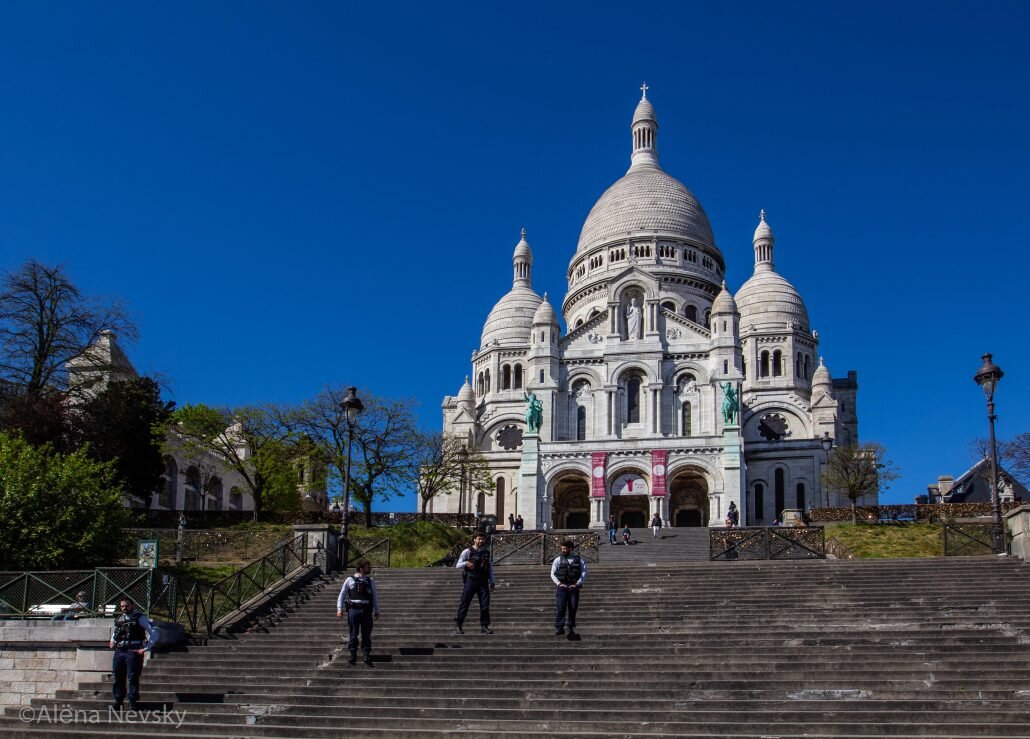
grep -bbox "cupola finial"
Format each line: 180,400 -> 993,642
640,81 -> 649,99
630,85 -> 659,170
520,227 -> 527,240
753,209 -> 775,272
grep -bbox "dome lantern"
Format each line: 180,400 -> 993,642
630,82 -> 659,170
753,209 -> 775,272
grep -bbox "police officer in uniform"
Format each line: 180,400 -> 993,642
551,539 -> 586,640
336,560 -> 380,666
453,532 -> 494,634
109,598 -> 156,710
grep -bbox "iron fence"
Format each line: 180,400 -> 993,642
338,538 -> 391,570
710,527 -> 825,561
490,532 -> 600,566
150,533 -> 310,636
943,522 -> 1007,556
0,568 -> 154,619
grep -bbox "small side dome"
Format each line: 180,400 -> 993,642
532,292 -> 558,326
812,357 -> 833,396
754,209 -> 774,243
457,376 -> 475,404
711,280 -> 737,314
632,97 -> 656,125
513,228 -> 532,262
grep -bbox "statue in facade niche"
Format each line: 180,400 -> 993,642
626,298 -> 642,340
721,382 -> 739,425
524,389 -> 543,434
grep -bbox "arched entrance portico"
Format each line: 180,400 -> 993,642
669,468 -> 709,527
609,470 -> 650,528
552,474 -> 590,529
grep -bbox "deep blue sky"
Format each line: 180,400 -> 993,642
1,2 -> 1027,510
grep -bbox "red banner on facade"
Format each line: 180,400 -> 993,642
651,450 -> 668,497
591,452 -> 607,497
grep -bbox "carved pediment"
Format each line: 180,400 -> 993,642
562,308 -> 610,351
662,309 -> 711,341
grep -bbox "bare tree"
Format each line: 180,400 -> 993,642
0,260 -> 136,399
412,431 -> 493,515
294,387 -> 419,525
971,432 -> 1030,491
1005,432 -> 1030,484
822,442 -> 899,524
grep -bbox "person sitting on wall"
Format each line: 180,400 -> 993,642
51,591 -> 90,621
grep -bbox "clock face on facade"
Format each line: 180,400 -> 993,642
758,413 -> 790,441
497,425 -> 524,451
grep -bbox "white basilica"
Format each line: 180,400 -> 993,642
439,89 -> 862,530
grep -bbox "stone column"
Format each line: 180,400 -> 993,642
1006,505 -> 1030,561
720,424 -> 745,527
517,434 -> 544,530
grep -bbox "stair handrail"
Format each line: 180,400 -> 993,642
151,532 -> 310,636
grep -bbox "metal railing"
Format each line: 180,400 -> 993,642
0,568 -> 154,619
337,537 -> 391,570
943,522 -> 1007,556
150,533 -> 310,636
710,527 -> 826,561
490,532 -> 600,566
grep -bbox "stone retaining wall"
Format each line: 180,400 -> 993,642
0,622 -> 111,708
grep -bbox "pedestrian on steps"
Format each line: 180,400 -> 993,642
336,560 -> 380,666
454,532 -> 495,634
551,539 -> 586,640
728,501 -> 740,527
109,598 -> 156,711
622,525 -> 632,545
606,515 -> 617,545
650,513 -> 662,538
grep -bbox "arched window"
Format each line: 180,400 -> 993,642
704,309 -> 711,326
476,491 -> 486,515
796,352 -> 802,378
773,350 -> 782,377
575,318 -> 584,328
501,365 -> 512,390
485,370 -> 491,393
495,478 -> 505,522
513,365 -> 523,389
160,456 -> 177,509
774,468 -> 785,520
661,301 -> 675,313
626,376 -> 641,424
685,305 -> 698,322
723,360 -> 728,374
796,482 -> 805,509
229,486 -> 243,510
754,483 -> 765,521
539,370 -> 545,384
681,402 -> 691,436
760,351 -> 770,378
576,406 -> 586,440
804,355 -> 811,380
477,372 -> 484,396
742,360 -> 747,379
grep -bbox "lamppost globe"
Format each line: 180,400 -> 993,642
820,432 -> 834,508
820,432 -> 834,455
339,387 -> 364,569
973,354 -> 1004,552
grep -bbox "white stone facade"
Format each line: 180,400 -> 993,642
440,89 -> 865,530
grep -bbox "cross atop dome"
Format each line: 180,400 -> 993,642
521,227 -> 527,239
640,81 -> 649,99
760,208 -> 767,222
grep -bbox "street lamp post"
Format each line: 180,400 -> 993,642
820,432 -> 834,508
974,354 -> 1005,552
338,387 -> 364,570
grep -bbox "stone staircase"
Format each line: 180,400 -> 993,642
8,556 -> 1030,737
599,525 -> 709,562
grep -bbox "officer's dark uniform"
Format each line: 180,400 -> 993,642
454,545 -> 494,633
551,550 -> 586,636
110,606 -> 154,709
337,572 -> 379,665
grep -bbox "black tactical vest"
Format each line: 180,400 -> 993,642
348,576 -> 372,602
555,554 -> 583,585
466,548 -> 491,581
113,611 -> 146,646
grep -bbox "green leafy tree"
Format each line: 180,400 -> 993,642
822,442 -> 900,524
170,403 -> 300,519
70,377 -> 175,506
0,431 -> 130,569
295,388 -> 419,525
413,432 -> 493,515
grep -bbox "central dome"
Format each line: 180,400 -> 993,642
576,165 -> 716,254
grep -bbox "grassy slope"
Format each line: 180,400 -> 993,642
827,522 -> 944,558
349,521 -> 469,568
